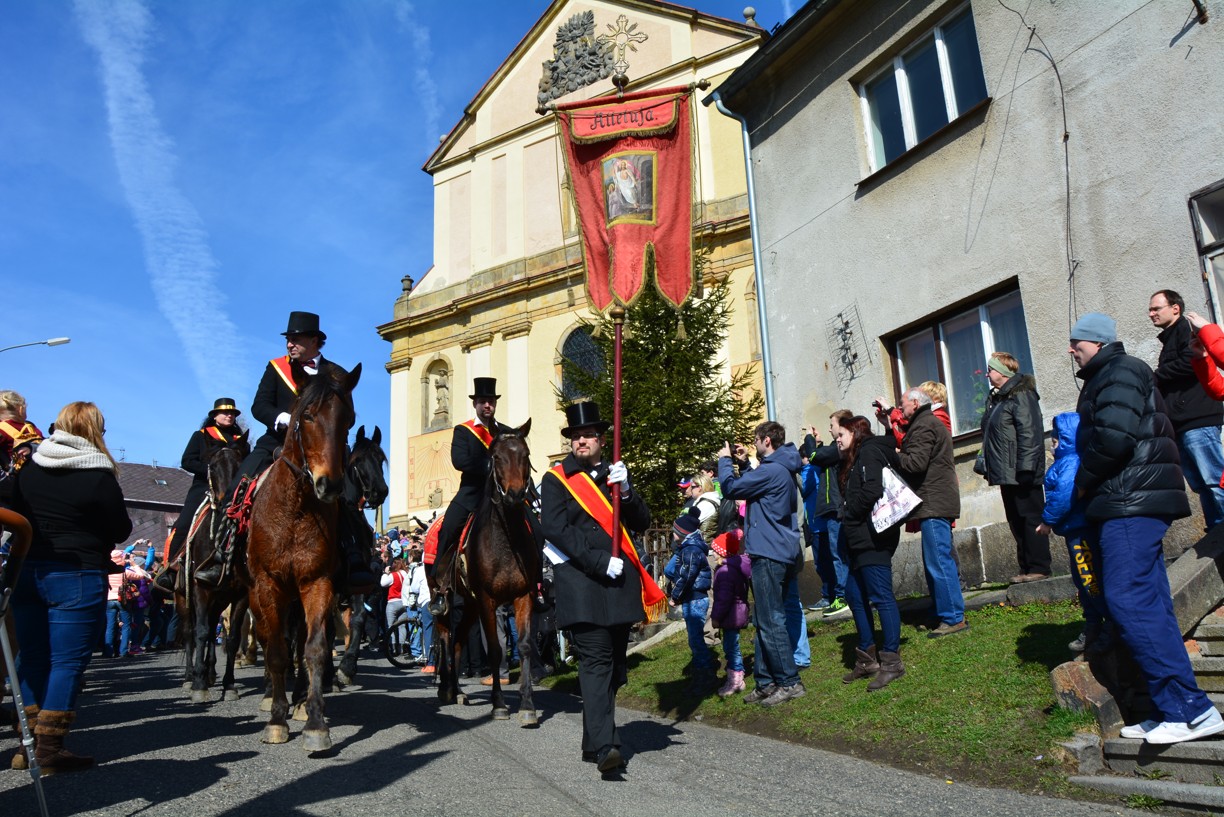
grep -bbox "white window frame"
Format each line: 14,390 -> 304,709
859,3 -> 984,174
1190,179 -> 1224,321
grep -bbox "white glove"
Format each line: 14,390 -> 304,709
607,461 -> 628,485
275,412 -> 292,431
605,557 -> 624,579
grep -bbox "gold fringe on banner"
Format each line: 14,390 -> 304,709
644,597 -> 669,624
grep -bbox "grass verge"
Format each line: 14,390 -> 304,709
547,599 -> 1099,797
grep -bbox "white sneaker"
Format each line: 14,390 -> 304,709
1119,719 -> 1159,739
1145,708 -> 1224,745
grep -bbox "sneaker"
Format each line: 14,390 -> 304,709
421,665 -> 436,674
927,620 -> 970,639
742,684 -> 776,704
1119,719 -> 1160,739
1068,631 -> 1087,652
1145,708 -> 1224,745
807,598 -> 831,612
759,681 -> 807,707
822,598 -> 852,620
717,669 -> 746,698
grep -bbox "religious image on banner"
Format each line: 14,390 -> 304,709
603,152 -> 656,225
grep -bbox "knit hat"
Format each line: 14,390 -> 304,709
1070,312 -> 1117,344
710,529 -> 742,558
673,506 -> 701,538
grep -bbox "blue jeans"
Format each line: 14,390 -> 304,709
120,604 -> 146,655
784,574 -> 810,667
846,563 -> 901,653
1178,426 -> 1224,529
103,599 -> 122,657
722,628 -> 744,672
1094,516 -> 1212,722
815,517 -> 848,601
750,555 -> 800,689
920,517 -> 964,625
12,562 -> 107,711
411,605 -> 434,661
682,595 -> 714,670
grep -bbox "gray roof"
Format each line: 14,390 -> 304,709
117,462 -> 193,509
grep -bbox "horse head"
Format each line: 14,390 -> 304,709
346,423 -> 388,509
207,446 -> 243,507
287,362 -> 361,502
489,418 -> 532,505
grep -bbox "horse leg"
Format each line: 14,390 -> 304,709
299,579 -> 333,753
190,585 -> 214,704
290,616 -> 309,721
477,599 -> 509,720
513,594 -> 538,727
323,606 -> 340,693
222,593 -> 247,701
252,588 -> 290,744
434,598 -> 457,705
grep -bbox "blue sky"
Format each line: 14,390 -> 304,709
1,0 -> 787,469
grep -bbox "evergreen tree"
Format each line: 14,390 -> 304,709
557,257 -> 765,519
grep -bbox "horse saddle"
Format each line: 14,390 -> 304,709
226,470 -> 272,536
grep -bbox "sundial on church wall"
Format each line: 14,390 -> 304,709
537,11 -> 649,108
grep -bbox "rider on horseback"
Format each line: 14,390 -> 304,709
196,311 -> 376,592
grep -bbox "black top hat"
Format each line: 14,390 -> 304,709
469,377 -> 500,400
208,398 -> 241,418
561,401 -> 610,437
282,311 -> 327,342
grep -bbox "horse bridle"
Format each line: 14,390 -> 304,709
489,434 -> 532,506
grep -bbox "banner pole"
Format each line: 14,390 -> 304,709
609,304 -> 626,558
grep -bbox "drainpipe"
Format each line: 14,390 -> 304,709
710,90 -> 776,420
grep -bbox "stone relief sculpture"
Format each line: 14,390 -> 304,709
433,370 -> 450,426
537,11 -> 615,107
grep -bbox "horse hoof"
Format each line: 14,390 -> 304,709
181,681 -> 193,692
458,693 -> 470,706
492,707 -> 510,721
292,705 -> 308,722
519,710 -> 539,728
302,729 -> 332,753
259,697 -> 273,712
223,688 -> 240,702
337,670 -> 353,687
261,724 -> 289,744
191,689 -> 212,705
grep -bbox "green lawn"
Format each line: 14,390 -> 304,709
547,600 -> 1099,796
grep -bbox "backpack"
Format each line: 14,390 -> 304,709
715,495 -> 741,535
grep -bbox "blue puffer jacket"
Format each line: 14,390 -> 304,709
1042,412 -> 1088,536
664,531 -> 712,602
719,442 -> 804,564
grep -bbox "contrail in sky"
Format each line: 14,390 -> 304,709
75,0 -> 243,398
394,1 -> 442,149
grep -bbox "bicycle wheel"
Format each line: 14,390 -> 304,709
381,612 -> 415,669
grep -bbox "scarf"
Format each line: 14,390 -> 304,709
32,430 -> 116,472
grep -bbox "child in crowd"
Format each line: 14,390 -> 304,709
710,528 -> 749,697
665,506 -> 715,693
1036,411 -> 1108,653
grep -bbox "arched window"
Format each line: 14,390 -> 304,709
560,326 -> 604,402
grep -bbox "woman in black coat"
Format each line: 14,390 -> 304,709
836,416 -> 905,692
12,401 -> 132,773
157,399 -> 248,591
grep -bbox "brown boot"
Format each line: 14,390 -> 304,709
842,646 -> 879,684
10,705 -> 38,771
867,651 -> 905,692
34,710 -> 94,775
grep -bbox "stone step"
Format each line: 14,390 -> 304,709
1191,656 -> 1224,692
1070,775 -> 1224,813
1103,736 -> 1224,785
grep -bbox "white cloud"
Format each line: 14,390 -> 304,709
393,0 -> 442,148
74,0 -> 243,398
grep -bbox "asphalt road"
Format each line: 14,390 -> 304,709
2,648 -> 1145,817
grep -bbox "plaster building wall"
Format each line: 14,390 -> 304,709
720,0 -> 1223,530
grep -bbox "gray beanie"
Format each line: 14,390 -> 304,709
1070,312 -> 1117,344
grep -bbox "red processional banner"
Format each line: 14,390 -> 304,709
555,86 -> 694,312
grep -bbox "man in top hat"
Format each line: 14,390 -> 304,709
199,311 -> 374,590
540,401 -> 661,775
429,378 -> 515,603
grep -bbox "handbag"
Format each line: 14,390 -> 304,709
870,466 -> 923,533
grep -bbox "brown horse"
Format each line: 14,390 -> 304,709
245,362 -> 360,752
431,419 -> 540,726
182,445 -> 247,703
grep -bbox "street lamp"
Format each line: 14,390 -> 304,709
0,337 -> 71,354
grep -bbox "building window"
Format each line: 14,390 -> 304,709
859,4 -> 988,172
894,289 -> 1034,435
1191,180 -> 1224,321
560,326 -> 605,402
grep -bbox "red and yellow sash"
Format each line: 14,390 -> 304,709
460,419 -> 494,448
547,464 -> 666,622
204,427 -> 245,445
270,356 -> 298,395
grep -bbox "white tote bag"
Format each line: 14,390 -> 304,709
871,466 -> 923,533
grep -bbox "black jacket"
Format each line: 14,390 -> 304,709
15,461 -> 132,570
1075,341 -> 1191,521
1155,317 -> 1223,434
250,356 -> 344,454
899,404 -> 961,519
179,424 -> 251,516
449,419 -> 514,513
839,436 -> 903,569
540,453 -> 651,629
980,374 -> 1046,486
800,434 -> 842,518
